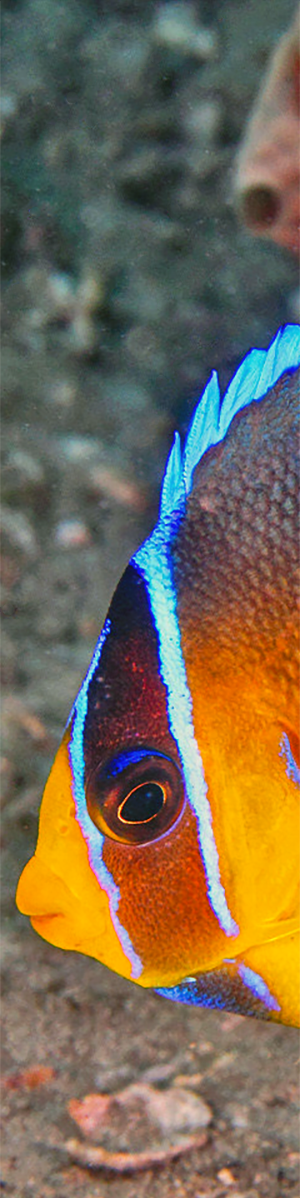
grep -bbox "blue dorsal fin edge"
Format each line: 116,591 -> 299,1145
159,323 -> 300,520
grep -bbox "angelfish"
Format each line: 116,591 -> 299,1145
16,325 -> 300,1027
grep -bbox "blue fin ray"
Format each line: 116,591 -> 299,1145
183,370 -> 220,495
160,324 -> 300,519
160,431 -> 184,519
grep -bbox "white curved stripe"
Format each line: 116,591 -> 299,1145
69,618 -> 142,979
238,965 -> 280,1012
134,532 -> 238,938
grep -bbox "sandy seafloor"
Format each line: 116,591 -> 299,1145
1,1 -> 300,1195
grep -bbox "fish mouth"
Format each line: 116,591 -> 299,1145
29,910 -> 106,959
15,852 -> 135,979
16,853 -> 109,951
30,912 -> 61,927
16,856 -> 77,920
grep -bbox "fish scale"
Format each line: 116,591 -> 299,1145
172,371 -> 299,659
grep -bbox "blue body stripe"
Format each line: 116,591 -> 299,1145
237,965 -> 280,1013
134,326 -> 300,940
134,532 -> 238,939
280,733 -> 300,788
69,618 -> 142,979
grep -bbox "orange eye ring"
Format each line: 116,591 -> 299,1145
117,781 -> 167,826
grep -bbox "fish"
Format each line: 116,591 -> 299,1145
16,324 -> 300,1027
235,5 -> 300,258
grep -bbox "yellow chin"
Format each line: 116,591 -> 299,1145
15,727 -> 136,982
16,854 -> 121,963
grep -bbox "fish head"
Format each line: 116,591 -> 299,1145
18,555 -> 299,1018
16,560 -> 241,989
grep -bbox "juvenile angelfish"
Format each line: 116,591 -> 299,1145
17,325 -> 300,1026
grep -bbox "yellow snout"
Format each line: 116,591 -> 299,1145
15,727 -> 134,981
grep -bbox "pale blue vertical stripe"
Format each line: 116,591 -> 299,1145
69,617 -> 142,979
134,533 -> 238,938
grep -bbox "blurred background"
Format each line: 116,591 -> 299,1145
1,2 -> 299,1195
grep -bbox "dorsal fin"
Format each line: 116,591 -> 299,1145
159,324 -> 300,521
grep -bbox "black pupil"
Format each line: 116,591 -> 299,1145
121,782 -> 164,824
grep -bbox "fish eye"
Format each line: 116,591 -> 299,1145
86,749 -> 184,845
118,781 -> 165,824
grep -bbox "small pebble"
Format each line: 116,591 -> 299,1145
0,755 -> 15,807
76,273 -> 104,313
60,435 -> 101,463
198,1040 -> 213,1054
287,286 -> 300,322
142,1061 -> 177,1085
0,93 -> 17,120
0,93 -> 18,135
221,1013 -> 244,1032
184,100 -> 221,142
47,272 -> 75,314
48,380 -> 76,408
54,519 -> 90,548
153,3 -> 217,61
3,697 -> 48,744
173,1072 -> 203,1088
210,1051 -> 236,1074
89,465 -> 145,510
4,1065 -> 55,1091
68,312 -> 98,354
1,507 -> 37,556
228,1102 -> 249,1130
217,1167 -> 236,1186
117,147 -> 174,202
5,449 -> 44,486
2,450 -> 45,505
